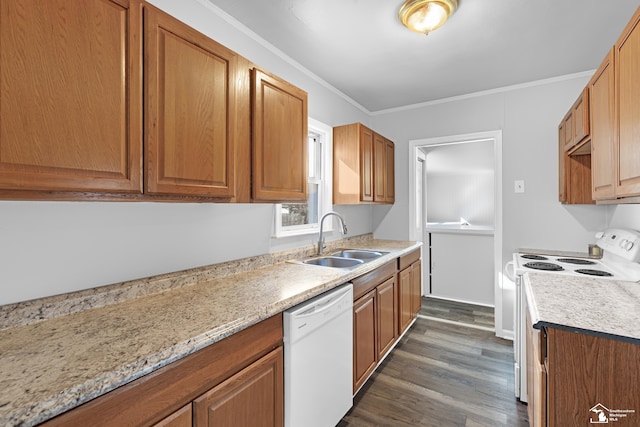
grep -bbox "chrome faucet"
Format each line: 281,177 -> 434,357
317,212 -> 348,255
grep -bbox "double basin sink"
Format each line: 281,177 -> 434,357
291,249 -> 388,268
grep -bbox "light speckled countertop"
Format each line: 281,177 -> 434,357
524,271 -> 640,343
0,237 -> 421,427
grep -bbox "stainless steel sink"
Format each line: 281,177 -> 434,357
330,249 -> 386,260
301,256 -> 364,268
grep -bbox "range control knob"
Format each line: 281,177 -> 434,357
595,231 -> 605,239
625,241 -> 634,251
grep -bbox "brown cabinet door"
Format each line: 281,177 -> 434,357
615,7 -> 640,197
152,404 -> 192,427
373,132 -> 386,202
411,260 -> 422,316
252,68 -> 307,202
558,123 -> 567,203
0,0 -> 142,193
376,277 -> 397,359
145,5 -> 237,197
193,346 -> 284,427
547,328 -> 640,427
385,139 -> 395,204
397,266 -> 413,335
332,123 -> 361,204
563,111 -> 574,151
353,289 -> 377,392
360,126 -> 374,202
590,49 -> 616,201
572,88 -> 590,145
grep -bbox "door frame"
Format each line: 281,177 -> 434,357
408,130 -> 506,338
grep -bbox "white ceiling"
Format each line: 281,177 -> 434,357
205,0 -> 640,113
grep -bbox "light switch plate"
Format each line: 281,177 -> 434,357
514,180 -> 525,193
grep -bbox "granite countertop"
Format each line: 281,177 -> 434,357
524,271 -> 640,344
0,238 -> 421,427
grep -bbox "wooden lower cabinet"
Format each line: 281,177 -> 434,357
398,249 -> 422,335
352,253 -> 421,393
40,315 -> 283,427
376,276 -> 397,359
193,347 -> 283,427
153,404 -> 192,427
546,328 -> 640,427
353,289 -> 378,392
398,267 -> 413,334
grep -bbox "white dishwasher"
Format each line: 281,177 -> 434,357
284,283 -> 353,427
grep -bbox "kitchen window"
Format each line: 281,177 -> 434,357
274,118 -> 332,237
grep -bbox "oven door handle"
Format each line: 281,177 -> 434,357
505,260 -> 516,281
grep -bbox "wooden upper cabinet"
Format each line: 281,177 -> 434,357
333,123 -> 360,204
615,6 -> 640,197
562,111 -> 574,151
361,126 -> 374,202
572,88 -> 590,147
562,88 -> 590,154
333,122 -> 395,205
385,138 -> 395,203
251,68 -> 307,202
0,0 -> 142,193
558,123 -> 567,203
373,134 -> 395,203
145,5 -> 237,198
590,49 -> 616,201
373,133 -> 386,202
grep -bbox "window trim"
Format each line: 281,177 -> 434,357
273,118 -> 333,238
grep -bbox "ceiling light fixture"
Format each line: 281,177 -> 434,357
398,0 -> 458,36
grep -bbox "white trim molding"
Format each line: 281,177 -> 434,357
408,130 -> 507,339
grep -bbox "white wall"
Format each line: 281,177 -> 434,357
0,0 -> 373,306
371,76 -> 611,333
608,205 -> 640,230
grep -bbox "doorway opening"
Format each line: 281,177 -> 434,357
409,130 -> 505,338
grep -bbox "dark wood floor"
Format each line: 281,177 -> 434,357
419,297 -> 495,330
339,298 -> 529,427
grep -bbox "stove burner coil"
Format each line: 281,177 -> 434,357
556,258 -> 596,265
521,254 -> 548,260
575,269 -> 613,277
523,262 -> 564,271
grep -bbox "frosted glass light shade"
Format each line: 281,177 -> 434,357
399,0 -> 458,35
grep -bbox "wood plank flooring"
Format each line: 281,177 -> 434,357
419,297 -> 495,330
339,298 -> 529,427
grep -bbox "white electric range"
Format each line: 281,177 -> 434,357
506,228 -> 640,402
